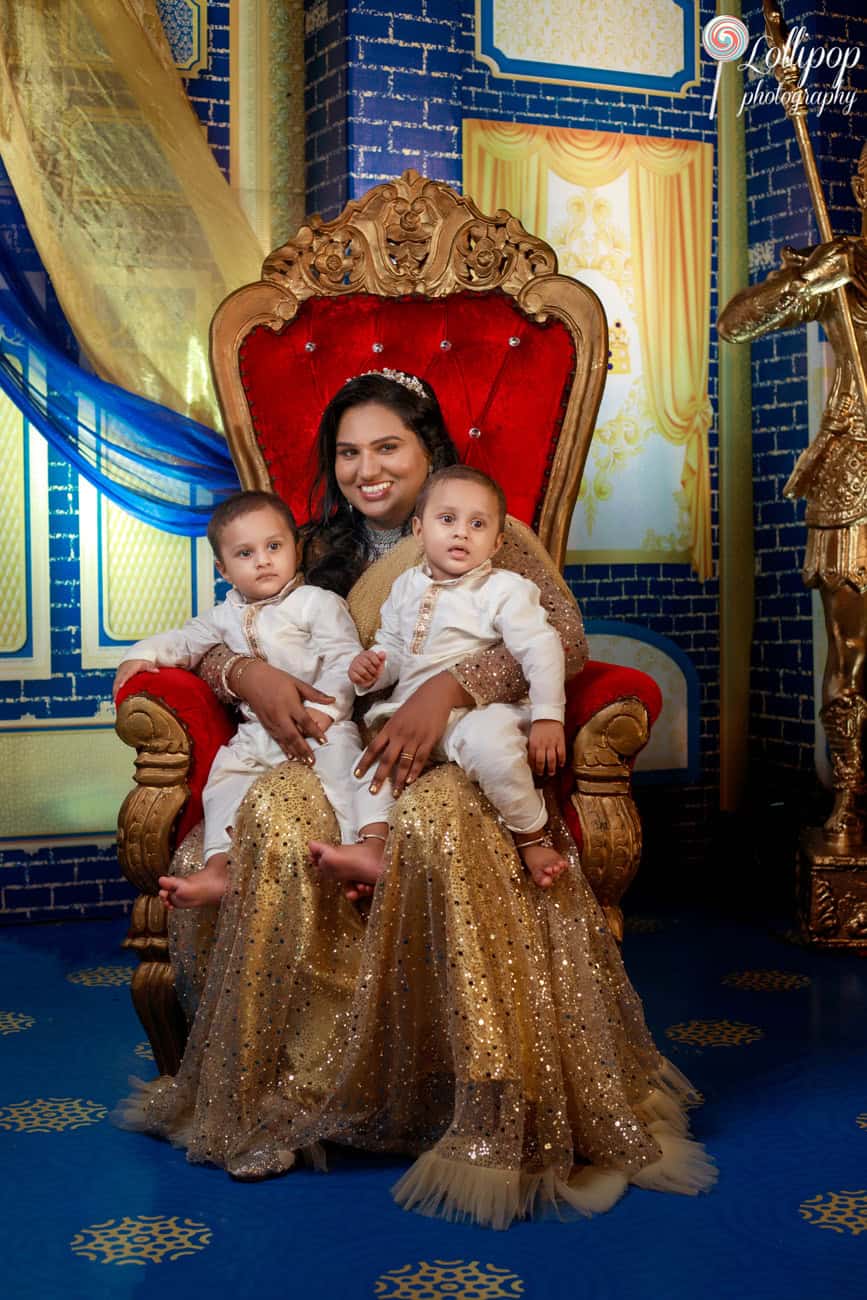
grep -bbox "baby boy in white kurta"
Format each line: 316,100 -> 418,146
355,557 -> 565,837
310,466 -> 570,897
124,575 -> 364,855
114,491 -> 374,910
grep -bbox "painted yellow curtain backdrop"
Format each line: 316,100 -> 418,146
0,0 -> 263,427
464,119 -> 713,580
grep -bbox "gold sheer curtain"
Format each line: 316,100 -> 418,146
0,0 -> 264,426
464,120 -> 713,580
631,142 -> 714,581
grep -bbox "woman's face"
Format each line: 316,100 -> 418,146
334,401 -> 431,530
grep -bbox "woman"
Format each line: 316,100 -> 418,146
123,372 -> 714,1228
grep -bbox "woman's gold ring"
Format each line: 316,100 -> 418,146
399,751 -> 415,761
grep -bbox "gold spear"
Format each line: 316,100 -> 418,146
762,0 -> 867,414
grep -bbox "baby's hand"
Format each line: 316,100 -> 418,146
112,658 -> 159,701
305,707 -> 334,743
528,719 -> 567,777
349,649 -> 386,688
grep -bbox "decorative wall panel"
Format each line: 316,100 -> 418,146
0,375 -> 50,681
475,0 -> 699,96
156,0 -> 208,76
79,477 -> 214,670
465,119 -> 713,575
0,721 -> 130,842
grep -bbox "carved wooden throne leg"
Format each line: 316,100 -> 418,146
571,698 -> 651,942
116,695 -> 191,1075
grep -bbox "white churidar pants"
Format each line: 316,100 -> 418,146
203,719 -> 365,859
352,702 -> 547,836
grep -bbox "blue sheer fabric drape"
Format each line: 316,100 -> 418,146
0,241 -> 239,535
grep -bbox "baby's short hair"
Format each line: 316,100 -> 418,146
414,465 -> 507,531
207,490 -> 297,559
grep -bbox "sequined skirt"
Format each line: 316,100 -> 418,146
119,762 -> 715,1227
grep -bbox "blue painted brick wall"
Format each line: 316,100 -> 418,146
185,3 -> 231,177
305,0 -> 350,217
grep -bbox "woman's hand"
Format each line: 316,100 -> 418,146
112,658 -> 159,701
349,649 -> 386,688
233,660 -> 336,762
355,671 -> 473,797
528,719 -> 567,776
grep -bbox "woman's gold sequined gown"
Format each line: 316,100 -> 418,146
119,521 -> 715,1228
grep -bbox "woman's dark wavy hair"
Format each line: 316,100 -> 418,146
303,372 -> 457,596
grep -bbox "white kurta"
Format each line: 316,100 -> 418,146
125,577 -> 365,854
354,560 -> 565,834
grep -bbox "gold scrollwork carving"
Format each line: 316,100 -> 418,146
811,875 -> 840,935
116,694 -> 190,892
129,958 -> 188,1077
116,693 -> 192,1071
260,174 -> 557,301
571,697 -> 650,941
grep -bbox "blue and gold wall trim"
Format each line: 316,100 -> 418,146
475,0 -> 700,96
156,0 -> 208,77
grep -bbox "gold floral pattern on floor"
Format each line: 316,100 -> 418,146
0,1011 -> 35,1036
134,1041 -> 155,1060
66,965 -> 133,987
800,1191 -> 867,1235
0,1098 -> 107,1132
721,970 -> 811,992
375,1261 -> 524,1298
666,1019 -> 764,1047
69,1215 -> 212,1265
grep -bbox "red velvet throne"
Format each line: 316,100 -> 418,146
115,172 -> 662,1073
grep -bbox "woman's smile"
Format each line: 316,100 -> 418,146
358,480 -> 394,500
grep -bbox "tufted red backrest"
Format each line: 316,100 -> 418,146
238,289 -> 576,529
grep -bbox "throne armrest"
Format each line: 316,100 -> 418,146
114,669 -> 234,1075
557,660 -> 663,940
115,668 -> 235,892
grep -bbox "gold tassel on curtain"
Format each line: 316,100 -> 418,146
464,119 -> 714,580
0,0 -> 263,427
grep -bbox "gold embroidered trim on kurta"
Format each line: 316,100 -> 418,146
410,560 -> 494,654
241,604 -> 263,659
409,584 -> 443,654
239,574 -> 303,659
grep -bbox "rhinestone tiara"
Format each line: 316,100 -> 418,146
349,367 -> 427,400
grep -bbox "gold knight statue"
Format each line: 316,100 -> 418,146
719,144 -> 867,841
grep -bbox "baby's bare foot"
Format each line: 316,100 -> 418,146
158,857 -> 227,909
309,839 -> 384,901
517,842 -> 567,889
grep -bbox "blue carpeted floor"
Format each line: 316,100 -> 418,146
2,910 -> 866,1299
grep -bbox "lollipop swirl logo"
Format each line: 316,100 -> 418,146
703,15 -> 750,117
702,15 -> 749,64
